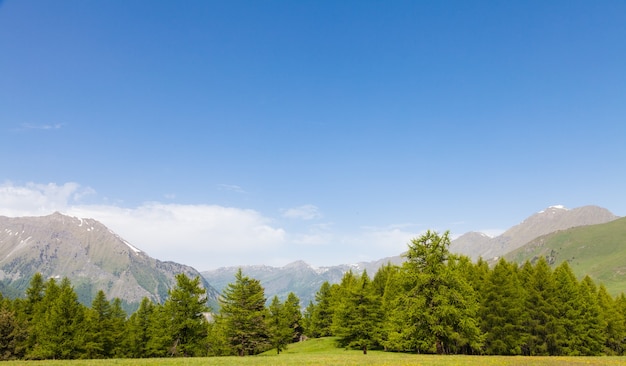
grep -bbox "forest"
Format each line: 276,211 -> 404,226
1,230 -> 625,360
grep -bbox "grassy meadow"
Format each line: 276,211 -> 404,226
4,338 -> 625,366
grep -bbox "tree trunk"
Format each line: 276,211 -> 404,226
436,339 -> 444,354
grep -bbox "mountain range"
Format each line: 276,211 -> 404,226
0,205 -> 622,309
204,205 -> 621,301
0,212 -> 219,311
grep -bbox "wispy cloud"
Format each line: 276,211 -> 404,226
217,184 -> 246,194
17,123 -> 65,131
282,204 -> 322,220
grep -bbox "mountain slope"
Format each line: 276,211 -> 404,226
0,212 -> 219,310
504,216 -> 626,295
450,205 -> 618,260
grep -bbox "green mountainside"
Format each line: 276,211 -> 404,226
504,217 -> 626,295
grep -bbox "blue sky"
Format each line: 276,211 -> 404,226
1,1 -> 625,271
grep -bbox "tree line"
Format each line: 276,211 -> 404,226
1,230 -> 625,359
304,230 -> 626,355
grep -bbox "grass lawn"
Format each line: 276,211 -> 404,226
5,338 -> 625,365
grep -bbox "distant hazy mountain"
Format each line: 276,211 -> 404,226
504,217 -> 626,295
449,205 -> 618,261
202,256 -> 403,306
0,212 -> 219,311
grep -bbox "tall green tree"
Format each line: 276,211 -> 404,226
84,290 -> 113,358
332,271 -> 383,354
597,285 -> 626,355
576,276 -> 604,355
384,230 -> 482,354
520,258 -> 557,355
307,281 -> 335,338
552,261 -> 583,355
481,258 -> 526,355
125,297 -> 155,358
109,298 -> 127,358
0,305 -> 27,360
219,268 -> 270,356
164,274 -> 210,356
283,292 -> 304,343
29,278 -> 86,360
267,296 -> 292,354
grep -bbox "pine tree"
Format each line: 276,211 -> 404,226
332,271 -> 383,354
551,261 -> 582,355
126,297 -> 155,358
520,258 -> 557,355
385,231 -> 482,354
481,258 -> 525,355
0,305 -> 27,360
84,290 -> 113,358
576,276 -> 604,355
268,296 -> 292,354
283,292 -> 304,343
29,277 -> 86,359
219,268 -> 270,356
597,285 -> 626,355
308,281 -> 334,337
109,298 -> 127,358
163,273 -> 210,356
145,303 -> 173,357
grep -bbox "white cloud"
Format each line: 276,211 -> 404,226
0,181 -> 93,216
282,204 -> 322,220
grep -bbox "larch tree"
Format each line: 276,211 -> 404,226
332,271 -> 383,354
267,295 -> 292,354
385,230 -> 482,354
164,273 -> 210,357
219,268 -> 270,356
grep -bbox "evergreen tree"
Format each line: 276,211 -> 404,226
520,258 -> 557,355
268,296 -> 292,354
126,297 -> 155,358
109,298 -> 127,358
283,292 -> 304,343
0,305 -> 27,360
29,277 -> 86,359
332,271 -> 383,354
597,285 -> 626,355
481,258 -> 525,355
385,231 -> 482,354
552,261 -> 583,355
145,303 -> 173,357
576,276 -> 604,355
308,281 -> 334,337
164,273 -> 210,356
219,268 -> 270,356
84,290 -> 113,358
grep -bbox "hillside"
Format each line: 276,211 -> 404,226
504,217 -> 626,295
0,212 -> 219,311
450,205 -> 618,260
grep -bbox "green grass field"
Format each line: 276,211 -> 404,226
4,338 -> 625,366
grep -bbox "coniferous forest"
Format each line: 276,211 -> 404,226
1,230 -> 626,360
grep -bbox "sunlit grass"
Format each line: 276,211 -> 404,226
5,339 -> 625,366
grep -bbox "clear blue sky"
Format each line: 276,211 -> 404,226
1,0 -> 625,271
